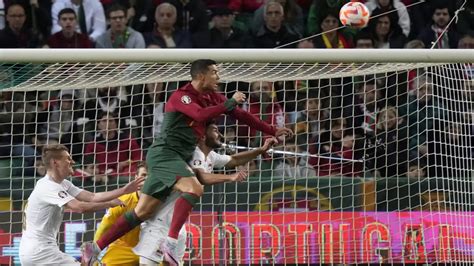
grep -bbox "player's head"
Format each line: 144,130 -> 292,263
135,161 -> 148,179
203,121 -> 223,149
190,59 -> 220,92
135,161 -> 148,190
42,144 -> 74,178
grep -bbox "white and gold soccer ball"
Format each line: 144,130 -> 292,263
339,2 -> 370,29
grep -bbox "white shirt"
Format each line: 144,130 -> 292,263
22,175 -> 82,243
190,146 -> 231,173
51,0 -> 106,41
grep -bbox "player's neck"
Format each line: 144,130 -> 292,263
198,143 -> 212,157
190,80 -> 206,93
47,170 -> 64,183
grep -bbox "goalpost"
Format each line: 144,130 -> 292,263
0,49 -> 473,265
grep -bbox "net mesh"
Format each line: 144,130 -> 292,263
0,59 -> 473,265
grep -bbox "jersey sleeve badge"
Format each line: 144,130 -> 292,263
181,95 -> 192,104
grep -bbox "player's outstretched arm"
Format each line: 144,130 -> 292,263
225,137 -> 278,168
196,169 -> 248,185
75,176 -> 145,203
65,198 -> 123,214
93,199 -> 125,242
171,91 -> 245,122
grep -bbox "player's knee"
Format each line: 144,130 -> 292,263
190,182 -> 204,197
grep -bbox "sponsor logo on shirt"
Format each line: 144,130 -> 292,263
181,95 -> 192,104
193,159 -> 202,166
58,191 -> 68,199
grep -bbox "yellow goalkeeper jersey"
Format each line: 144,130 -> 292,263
94,192 -> 140,265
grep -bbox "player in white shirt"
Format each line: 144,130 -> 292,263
134,122 -> 277,265
19,144 -> 144,266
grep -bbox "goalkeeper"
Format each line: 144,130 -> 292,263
92,161 -> 148,266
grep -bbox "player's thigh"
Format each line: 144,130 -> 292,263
135,193 -> 162,219
143,148 -> 194,200
102,245 -> 139,266
20,246 -> 79,266
173,175 -> 203,195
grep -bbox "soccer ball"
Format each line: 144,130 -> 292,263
339,2 -> 370,29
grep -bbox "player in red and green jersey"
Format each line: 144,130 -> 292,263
81,59 -> 293,266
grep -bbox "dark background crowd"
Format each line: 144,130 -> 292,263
0,0 -> 472,188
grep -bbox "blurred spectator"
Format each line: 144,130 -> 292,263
426,122 -> 472,179
294,96 -> 329,150
143,2 -> 192,48
84,87 -> 129,128
36,90 -> 86,161
404,39 -> 425,48
273,140 -> 316,178
366,106 -> 408,178
0,3 -> 40,48
51,0 -> 106,42
456,0 -> 473,36
96,4 -> 145,48
399,75 -> 443,157
192,7 -> 252,48
161,0 -> 209,34
406,158 -> 427,181
353,29 -> 375,48
45,8 -> 93,48
0,91 -> 38,176
308,117 -> 363,177
238,81 -> 286,146
417,1 -> 459,49
84,112 -> 143,178
344,79 -> 383,134
306,0 -> 348,35
0,1 -> 4,29
368,9 -> 406,48
408,0 -> 459,40
128,82 -> 166,149
310,12 -> 353,48
252,1 -> 300,48
365,0 -> 411,37
252,0 -> 304,36
458,33 -> 474,49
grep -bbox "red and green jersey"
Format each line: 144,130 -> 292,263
153,83 -> 277,160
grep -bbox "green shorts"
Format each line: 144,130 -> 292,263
142,147 -> 195,201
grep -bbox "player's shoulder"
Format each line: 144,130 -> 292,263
118,192 -> 139,205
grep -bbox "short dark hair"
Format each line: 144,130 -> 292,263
42,144 -> 69,168
354,29 -> 375,46
136,161 -> 147,172
106,4 -> 127,19
190,59 -> 217,79
58,8 -> 76,20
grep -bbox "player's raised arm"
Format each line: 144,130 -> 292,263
65,198 -> 123,214
169,90 -> 241,122
225,137 -> 278,168
74,176 -> 144,203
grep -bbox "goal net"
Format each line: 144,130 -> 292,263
0,49 -> 473,265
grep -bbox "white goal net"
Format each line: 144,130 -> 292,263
0,49 -> 473,265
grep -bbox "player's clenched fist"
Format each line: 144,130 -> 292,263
232,91 -> 246,104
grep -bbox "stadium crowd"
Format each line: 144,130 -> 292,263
0,0 -> 473,182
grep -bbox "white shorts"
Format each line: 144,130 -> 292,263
19,237 -> 79,266
133,191 -> 187,264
